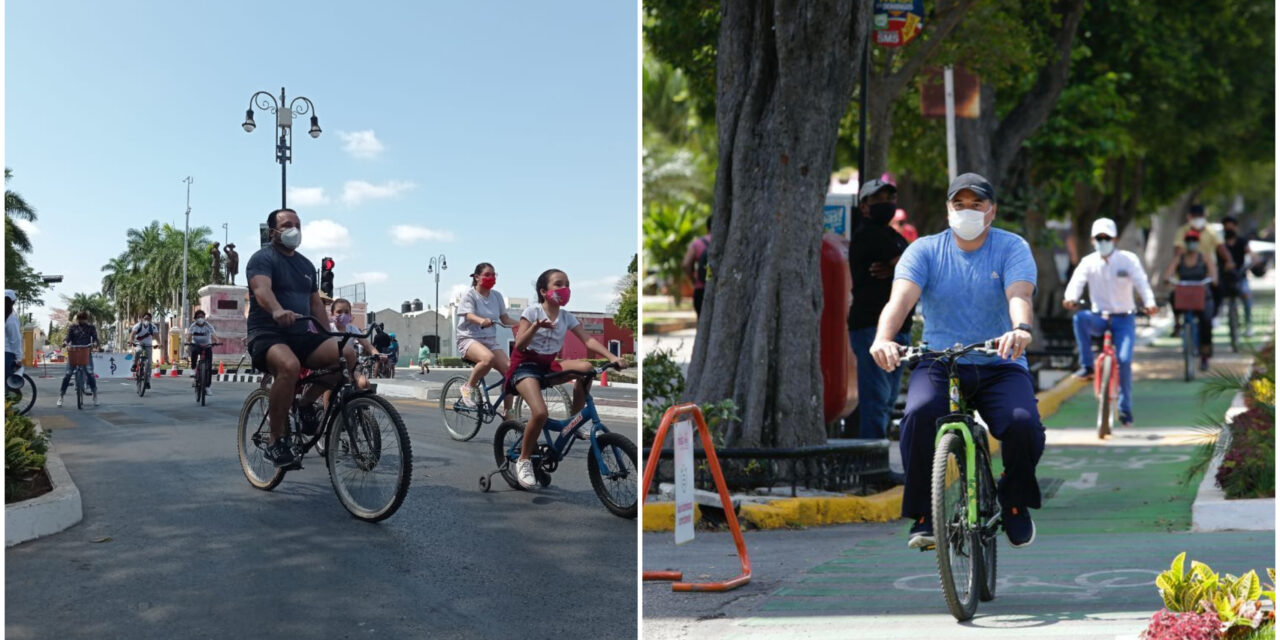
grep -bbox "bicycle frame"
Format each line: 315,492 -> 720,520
934,372 -> 979,527
503,393 -> 622,477
1093,317 -> 1119,400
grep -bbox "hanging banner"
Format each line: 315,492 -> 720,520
874,0 -> 924,48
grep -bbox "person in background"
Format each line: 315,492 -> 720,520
682,231 -> 712,318
890,208 -> 919,243
1163,204 -> 1233,335
5,290 -> 23,387
418,341 -> 431,374
1219,216 -> 1254,337
1166,229 -> 1218,371
387,333 -> 399,379
848,178 -> 914,439
58,311 -> 100,407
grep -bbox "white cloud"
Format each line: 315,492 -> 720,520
337,130 -> 385,159
287,186 -> 330,207
353,271 -> 389,284
390,224 -> 455,246
299,219 -> 351,251
11,219 -> 39,236
341,180 -> 415,206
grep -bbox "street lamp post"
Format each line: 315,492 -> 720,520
181,177 -> 193,334
222,222 -> 228,247
426,255 -> 447,358
241,87 -> 321,209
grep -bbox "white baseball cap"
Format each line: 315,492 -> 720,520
1090,218 -> 1118,239
4,290 -> 15,302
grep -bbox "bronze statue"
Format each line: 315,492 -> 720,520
209,242 -> 222,285
224,243 -> 240,285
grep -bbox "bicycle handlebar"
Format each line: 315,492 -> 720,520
900,340 -> 1000,368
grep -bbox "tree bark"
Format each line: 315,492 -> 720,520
686,1 -> 871,449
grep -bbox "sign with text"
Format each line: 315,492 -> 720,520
824,193 -> 855,239
674,419 -> 696,545
874,0 -> 924,48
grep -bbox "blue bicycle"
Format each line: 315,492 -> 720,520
480,363 -> 637,519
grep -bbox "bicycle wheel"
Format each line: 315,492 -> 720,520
932,430 -> 980,621
1096,358 -> 1113,439
492,420 -> 526,490
587,431 -> 638,519
200,362 -> 210,406
8,374 -> 37,416
237,388 -> 285,490
75,368 -> 84,410
137,360 -> 147,397
1182,317 -> 1196,382
512,384 -> 572,422
1229,297 -> 1240,353
440,376 -> 483,441
975,449 -> 997,602
327,395 -> 412,522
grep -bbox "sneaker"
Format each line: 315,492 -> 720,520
264,438 -> 297,469
907,516 -> 934,549
1003,506 -> 1036,548
1072,366 -> 1094,380
92,395 -> 99,407
515,458 -> 538,490
1120,414 -> 1133,428
459,384 -> 477,408
56,395 -> 63,407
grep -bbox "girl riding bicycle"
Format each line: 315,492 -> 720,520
507,268 -> 625,490
456,262 -> 518,413
1167,230 -> 1218,371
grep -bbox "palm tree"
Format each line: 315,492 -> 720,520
63,292 -> 115,328
5,168 -> 47,305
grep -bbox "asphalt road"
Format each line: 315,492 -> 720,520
7,375 -> 639,639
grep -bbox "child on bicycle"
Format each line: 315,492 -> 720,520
329,297 -> 377,393
456,262 -> 517,414
185,310 -> 219,394
507,268 -> 625,490
58,311 -> 99,407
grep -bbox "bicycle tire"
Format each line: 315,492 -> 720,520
1182,317 -> 1196,382
976,448 -> 997,602
75,368 -> 84,410
492,420 -> 526,490
137,360 -> 148,397
1229,297 -> 1240,353
512,384 -> 572,423
932,430 -> 980,621
1096,358 -> 1113,439
440,376 -> 483,441
237,388 -> 285,490
588,431 -> 638,519
327,394 -> 412,522
8,374 -> 37,416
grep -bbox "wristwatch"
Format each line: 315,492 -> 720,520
1014,323 -> 1033,337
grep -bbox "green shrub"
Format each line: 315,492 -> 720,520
437,357 -> 466,368
5,404 -> 49,503
641,348 -> 738,447
1153,553 -> 1275,638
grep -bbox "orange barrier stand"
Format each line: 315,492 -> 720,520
642,403 -> 751,592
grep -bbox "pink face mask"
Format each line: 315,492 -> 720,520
547,287 -> 571,306
480,275 -> 496,289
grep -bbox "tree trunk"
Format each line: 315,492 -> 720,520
1145,188 -> 1201,282
686,1 -> 871,449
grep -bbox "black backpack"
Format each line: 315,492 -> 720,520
695,236 -> 711,286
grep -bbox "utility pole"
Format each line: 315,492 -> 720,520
181,176 -> 193,333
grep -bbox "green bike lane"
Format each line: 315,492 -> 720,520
644,314 -> 1274,639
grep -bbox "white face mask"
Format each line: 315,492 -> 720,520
948,205 -> 991,241
279,227 -> 302,249
1094,240 -> 1115,256
195,318 -> 206,325
1190,217 -> 1206,230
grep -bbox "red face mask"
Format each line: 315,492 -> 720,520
480,275 -> 496,289
547,287 -> 571,306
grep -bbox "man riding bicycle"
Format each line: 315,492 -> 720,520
185,309 -> 219,394
870,173 -> 1044,551
247,208 -> 359,468
1062,218 -> 1159,428
58,311 -> 100,407
128,312 -> 159,390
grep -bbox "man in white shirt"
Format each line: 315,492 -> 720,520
1063,218 -> 1159,427
5,290 -> 23,385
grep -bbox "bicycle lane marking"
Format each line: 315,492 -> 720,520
1029,445 -> 1198,534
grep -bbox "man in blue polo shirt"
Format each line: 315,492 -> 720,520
869,173 -> 1044,551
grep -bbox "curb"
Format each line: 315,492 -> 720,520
1191,391 -> 1275,532
214,373 -> 264,383
1036,373 -> 1089,419
643,319 -> 698,335
6,422 -> 83,547
642,486 -> 903,532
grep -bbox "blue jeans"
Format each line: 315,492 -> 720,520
850,328 -> 909,439
1073,311 -> 1135,421
61,362 -> 98,395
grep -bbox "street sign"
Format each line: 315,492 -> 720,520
874,0 -> 924,48
674,419 -> 695,545
824,193 -> 855,240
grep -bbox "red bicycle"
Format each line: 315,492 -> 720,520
1091,313 -> 1120,439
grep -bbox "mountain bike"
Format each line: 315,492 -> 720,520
186,342 -> 222,406
901,341 -> 1002,622
439,362 -> 571,441
1173,278 -> 1212,382
65,343 -> 95,410
5,367 -> 37,416
132,343 -> 152,397
236,316 -> 412,522
481,362 -> 637,518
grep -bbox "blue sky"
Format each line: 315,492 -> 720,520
6,1 -> 638,326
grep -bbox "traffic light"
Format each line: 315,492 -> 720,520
320,257 -> 335,297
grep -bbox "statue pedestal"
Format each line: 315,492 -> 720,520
198,285 -> 250,359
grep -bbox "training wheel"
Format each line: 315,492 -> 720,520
479,475 -> 491,492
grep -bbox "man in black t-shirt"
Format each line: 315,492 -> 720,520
247,208 -> 358,468
848,179 -> 914,439
1220,216 -> 1254,336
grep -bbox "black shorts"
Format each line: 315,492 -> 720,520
249,332 -> 332,374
